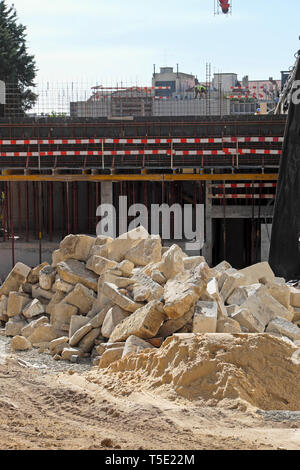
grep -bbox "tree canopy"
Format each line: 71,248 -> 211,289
0,0 -> 37,116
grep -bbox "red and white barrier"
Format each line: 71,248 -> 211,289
0,136 -> 284,145
212,183 -> 277,188
210,194 -> 275,199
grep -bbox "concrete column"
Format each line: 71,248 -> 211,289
203,182 -> 213,266
101,181 -> 113,206
261,223 -> 272,262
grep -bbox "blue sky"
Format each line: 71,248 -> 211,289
8,0 -> 300,84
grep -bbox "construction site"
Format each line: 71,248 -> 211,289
1,0 -> 300,454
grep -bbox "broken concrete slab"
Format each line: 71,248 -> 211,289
192,301 -> 218,333
109,300 -> 165,343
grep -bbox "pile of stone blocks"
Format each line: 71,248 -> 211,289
1,227 -> 300,369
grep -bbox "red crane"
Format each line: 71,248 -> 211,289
215,0 -> 231,14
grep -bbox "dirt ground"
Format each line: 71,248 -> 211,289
1,334 -> 300,450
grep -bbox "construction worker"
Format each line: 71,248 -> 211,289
195,85 -> 207,99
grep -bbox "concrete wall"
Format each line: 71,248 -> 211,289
0,241 -> 59,280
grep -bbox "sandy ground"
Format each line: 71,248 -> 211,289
1,334 -> 300,450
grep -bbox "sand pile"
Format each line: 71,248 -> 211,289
93,333 -> 300,410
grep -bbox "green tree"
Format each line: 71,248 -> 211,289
0,1 -> 37,116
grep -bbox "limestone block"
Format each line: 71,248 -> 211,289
154,244 -> 185,280
158,308 -> 194,337
122,335 -> 154,358
45,291 -> 65,315
51,303 -> 78,331
27,262 -> 49,284
57,259 -> 98,292
266,332 -> 295,346
102,282 -> 142,312
23,299 -> 45,319
104,226 -> 149,263
163,268 -> 207,319
0,262 -> 31,296
32,285 -> 54,301
231,308 -> 265,333
292,307 -> 300,322
39,265 -> 56,290
151,270 -> 167,285
131,284 -> 151,302
131,272 -> 164,302
239,261 -> 275,285
217,268 -> 238,291
7,292 -> 30,317
69,323 -> 93,347
227,283 -> 261,306
266,317 -> 300,341
62,283 -> 95,314
183,256 -> 206,271
289,287 -> 300,308
61,347 -> 82,361
57,234 -> 95,262
216,317 -> 242,333
5,315 -> 27,337
95,235 -> 113,246
21,316 -> 49,338
86,255 -> 118,276
11,335 -> 32,351
95,341 -> 125,356
49,337 -> 69,356
53,278 -> 74,294
266,281 -> 290,308
109,300 -> 165,343
98,347 -> 124,368
78,327 -> 101,353
125,235 -> 162,266
240,286 -> 293,327
101,305 -> 128,338
89,304 -> 113,328
213,261 -> 232,277
28,324 -> 61,344
226,304 -> 240,317
69,315 -> 90,337
0,295 -> 8,322
118,260 -> 134,277
220,272 -> 246,303
192,301 -> 218,333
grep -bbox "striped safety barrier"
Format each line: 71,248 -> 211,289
212,183 -> 277,188
0,136 -> 284,145
0,149 -> 283,157
210,194 -> 275,199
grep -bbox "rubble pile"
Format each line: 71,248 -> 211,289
1,226 -> 300,368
